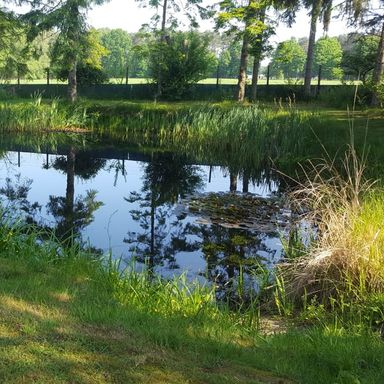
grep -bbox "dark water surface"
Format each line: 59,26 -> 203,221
0,136 -> 285,291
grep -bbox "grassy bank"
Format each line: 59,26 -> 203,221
1,98 -> 384,179
1,100 -> 384,382
1,216 -> 384,383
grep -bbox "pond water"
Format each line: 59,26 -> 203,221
0,135 -> 287,295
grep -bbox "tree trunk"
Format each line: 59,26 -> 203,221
304,0 -> 321,98
242,172 -> 249,193
155,0 -> 168,100
251,57 -> 260,102
236,33 -> 249,102
62,146 -> 75,245
371,21 -> 384,106
230,172 -> 238,192
68,59 -> 77,103
251,9 -> 266,102
67,0 -> 79,103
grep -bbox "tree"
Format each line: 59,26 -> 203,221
344,0 -> 384,104
303,0 -> 332,96
0,8 -> 27,82
341,34 -> 379,82
100,28 -> 131,80
217,0 -> 298,101
217,0 -> 267,102
129,32 -> 151,78
314,36 -> 343,79
137,0 -> 208,98
25,0 -> 109,102
271,38 -> 306,80
207,37 -> 242,79
54,29 -> 109,85
149,30 -> 215,98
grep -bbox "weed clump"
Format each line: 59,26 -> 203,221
280,147 -> 384,321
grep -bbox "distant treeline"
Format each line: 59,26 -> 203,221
0,27 -> 377,85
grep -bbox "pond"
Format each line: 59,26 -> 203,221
0,133 -> 289,297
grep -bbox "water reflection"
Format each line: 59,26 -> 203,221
125,152 -> 204,272
0,135 -> 284,295
47,147 -> 105,245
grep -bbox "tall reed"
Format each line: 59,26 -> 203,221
0,97 -> 89,132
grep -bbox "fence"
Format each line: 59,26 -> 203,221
0,83 -> 366,103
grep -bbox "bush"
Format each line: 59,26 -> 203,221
149,31 -> 215,99
56,63 -> 109,85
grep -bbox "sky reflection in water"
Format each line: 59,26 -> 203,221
0,148 -> 283,290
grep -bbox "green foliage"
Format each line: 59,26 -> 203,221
100,28 -> 131,79
314,36 -> 343,80
271,38 -> 306,80
52,28 -> 108,74
57,63 -> 109,85
341,34 -> 379,83
216,0 -> 266,37
149,31 -> 215,98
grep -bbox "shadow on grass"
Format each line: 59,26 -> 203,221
0,256 -> 383,384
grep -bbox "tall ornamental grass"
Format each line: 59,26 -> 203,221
279,146 -> 384,323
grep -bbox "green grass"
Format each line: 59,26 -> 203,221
0,216 -> 384,383
0,99 -> 384,382
0,96 -> 90,132
1,98 -> 384,179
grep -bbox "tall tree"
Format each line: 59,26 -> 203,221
217,0 -> 298,102
136,0 -> 208,98
344,0 -> 383,104
217,0 -> 268,102
100,28 -> 132,81
314,36 -> 343,79
271,38 -> 306,80
341,34 -> 379,83
24,0 -> 109,102
303,0 -> 332,97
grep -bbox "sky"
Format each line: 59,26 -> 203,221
86,0 -> 356,46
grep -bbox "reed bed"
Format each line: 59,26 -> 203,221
0,97 -> 89,132
95,104 -> 317,174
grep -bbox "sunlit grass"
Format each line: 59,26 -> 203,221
0,211 -> 384,383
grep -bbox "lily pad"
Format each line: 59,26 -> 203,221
179,192 -> 292,233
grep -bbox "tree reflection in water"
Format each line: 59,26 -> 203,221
125,152 -> 280,301
187,223 -> 277,303
46,147 -> 105,246
125,152 -> 204,272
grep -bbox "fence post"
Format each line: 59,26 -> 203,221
317,65 -> 322,96
216,64 -> 220,89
